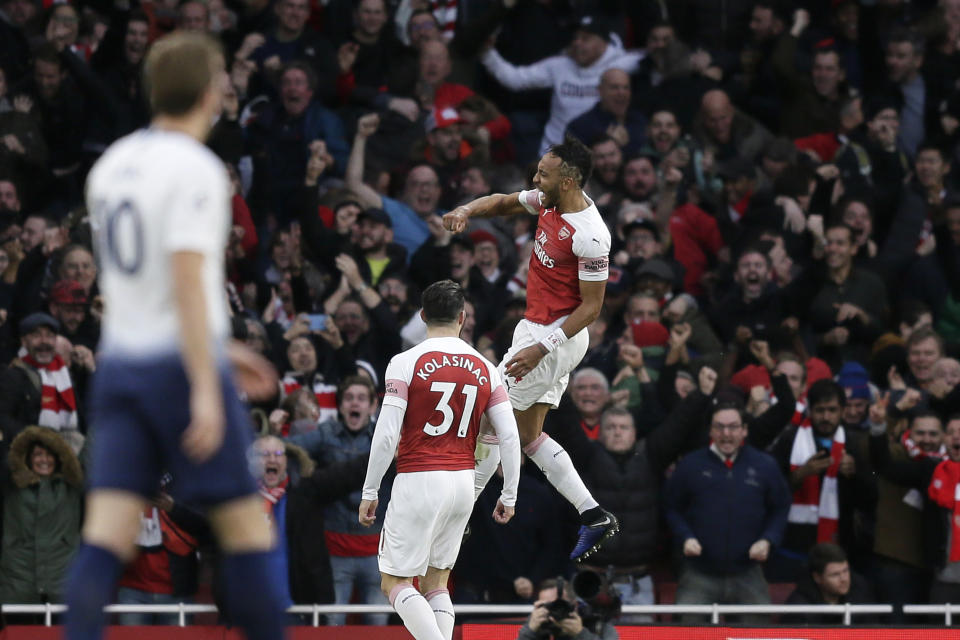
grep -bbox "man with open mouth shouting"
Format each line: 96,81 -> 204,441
869,393 -> 960,607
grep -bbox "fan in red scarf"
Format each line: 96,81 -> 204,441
929,420 -> 960,562
255,435 -> 290,527
902,412 -> 947,460
788,423 -> 844,542
280,336 -> 339,424
785,380 -> 856,544
775,355 -> 832,428
14,313 -> 78,431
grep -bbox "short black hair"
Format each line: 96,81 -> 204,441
334,199 -> 363,213
823,221 -> 856,244
709,390 -> 746,424
129,8 -> 149,24
898,298 -> 932,327
282,60 -> 317,92
807,378 -> 846,408
906,326 -> 944,353
338,374 -> 376,403
548,136 -> 593,188
736,244 -> 773,269
911,410 -> 942,427
33,42 -> 62,68
27,441 -> 60,473
808,543 -> 847,575
773,164 -> 816,199
833,193 -> 874,222
753,0 -> 790,22
916,140 -> 948,162
421,279 -> 465,325
812,42 -> 845,68
887,27 -> 925,57
589,133 -> 618,148
22,210 -> 57,228
408,8 -> 438,28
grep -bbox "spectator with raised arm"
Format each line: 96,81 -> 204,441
322,253 -> 402,382
346,112 -> 445,257
246,61 -> 349,220
243,0 -> 338,106
480,14 -> 642,155
566,68 -> 647,155
772,9 -> 854,138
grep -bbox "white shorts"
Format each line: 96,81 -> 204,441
378,469 -> 474,577
498,318 -> 589,411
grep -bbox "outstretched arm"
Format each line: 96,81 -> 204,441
443,192 -> 530,232
480,49 -> 556,91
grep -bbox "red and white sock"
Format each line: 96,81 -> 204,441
390,585 -> 445,640
425,588 -> 454,640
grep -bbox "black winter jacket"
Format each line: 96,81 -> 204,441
548,391 -> 712,568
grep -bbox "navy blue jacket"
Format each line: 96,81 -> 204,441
565,102 -> 647,154
665,444 -> 791,576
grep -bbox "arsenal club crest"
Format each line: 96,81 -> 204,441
558,226 -> 571,240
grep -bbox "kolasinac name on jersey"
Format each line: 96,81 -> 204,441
413,354 -> 490,385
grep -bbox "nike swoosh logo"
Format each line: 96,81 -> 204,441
592,516 -> 612,527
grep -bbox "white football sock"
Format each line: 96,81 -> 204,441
390,585 -> 445,640
425,589 -> 455,640
525,433 -> 598,513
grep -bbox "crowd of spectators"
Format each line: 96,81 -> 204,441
5,0 -> 960,629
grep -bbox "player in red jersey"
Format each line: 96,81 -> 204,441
359,280 -> 521,640
442,136 -> 619,562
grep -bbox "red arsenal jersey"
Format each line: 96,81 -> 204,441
382,337 -> 509,473
518,190 -> 611,325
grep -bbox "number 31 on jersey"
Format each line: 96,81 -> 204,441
424,382 -> 478,438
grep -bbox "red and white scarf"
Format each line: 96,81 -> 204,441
280,373 -> 337,423
259,477 -> 289,517
903,430 -> 948,461
430,0 -> 457,41
791,400 -> 810,427
19,348 -> 78,431
929,460 -> 960,562
788,425 -> 845,543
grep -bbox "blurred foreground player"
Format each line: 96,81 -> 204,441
359,280 -> 521,640
64,32 -> 284,640
442,137 -> 618,561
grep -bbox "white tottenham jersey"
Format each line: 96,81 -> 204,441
86,129 -> 231,357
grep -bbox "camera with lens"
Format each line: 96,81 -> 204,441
541,596 -> 577,628
572,569 -> 622,631
535,572 -> 622,637
536,577 -> 577,636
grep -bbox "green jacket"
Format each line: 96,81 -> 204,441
0,426 -> 83,603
